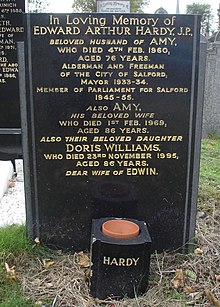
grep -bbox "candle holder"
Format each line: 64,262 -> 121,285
90,217 -> 152,299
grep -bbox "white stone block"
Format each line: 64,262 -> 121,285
0,161 -> 14,200
15,159 -> 24,182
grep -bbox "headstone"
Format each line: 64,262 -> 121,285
203,33 -> 220,136
0,0 -> 25,160
188,34 -> 207,239
97,0 -> 130,13
19,13 -> 202,252
155,8 -> 168,14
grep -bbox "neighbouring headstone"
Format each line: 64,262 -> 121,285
19,13 -> 202,252
155,8 -> 168,14
203,33 -> 220,136
0,0 -> 25,160
97,0 -> 130,13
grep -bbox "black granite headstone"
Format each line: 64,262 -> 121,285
0,0 -> 25,160
19,13 -> 202,252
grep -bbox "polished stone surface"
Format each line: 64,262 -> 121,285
20,13 -> 202,252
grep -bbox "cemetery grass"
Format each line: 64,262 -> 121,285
0,139 -> 219,306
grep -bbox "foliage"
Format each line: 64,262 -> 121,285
72,0 -> 97,13
186,2 -> 214,36
28,0 -> 49,13
130,0 -> 149,13
72,0 -> 150,13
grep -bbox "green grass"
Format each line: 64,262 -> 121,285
0,225 -> 34,306
0,280 -> 32,307
198,139 -> 220,205
0,224 -> 31,256
0,225 -> 55,306
164,288 -> 187,302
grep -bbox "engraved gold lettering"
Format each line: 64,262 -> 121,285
76,161 -> 99,167
44,153 -> 63,160
112,15 -> 158,26
88,87 -> 135,93
33,26 -> 80,35
89,39 -> 127,45
103,144 -> 160,152
85,26 -> 131,35
65,136 -> 87,142
36,87 -> 69,93
157,87 -> 189,93
120,55 -> 149,61
78,55 -> 101,61
103,256 -> 140,266
81,79 -> 109,85
118,258 -> 125,266
62,63 -> 103,69
150,37 -> 176,45
127,168 -> 157,176
66,144 -> 101,152
66,15 -> 106,27
92,170 -> 110,175
129,63 -> 165,69
135,26 -> 175,36
40,136 -> 62,142
65,170 -> 88,176
103,256 -> 110,265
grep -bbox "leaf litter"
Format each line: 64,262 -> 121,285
11,200 -> 220,306
13,203 -> 219,307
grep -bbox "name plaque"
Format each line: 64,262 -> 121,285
19,13 -> 201,252
97,0 -> 130,13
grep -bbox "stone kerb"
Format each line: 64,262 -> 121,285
0,161 -> 14,200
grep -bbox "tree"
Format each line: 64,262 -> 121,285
186,2 -> 214,36
28,0 -> 49,13
130,0 -> 149,13
72,0 -> 150,13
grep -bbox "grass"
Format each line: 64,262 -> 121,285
0,225 -> 56,306
0,139 -> 219,306
0,283 -> 31,307
198,139 -> 220,212
0,224 -> 30,256
163,288 -> 187,301
0,225 -> 34,306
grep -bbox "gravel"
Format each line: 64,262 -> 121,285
0,180 -> 26,228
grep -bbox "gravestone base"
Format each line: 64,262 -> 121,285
90,218 -> 152,299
